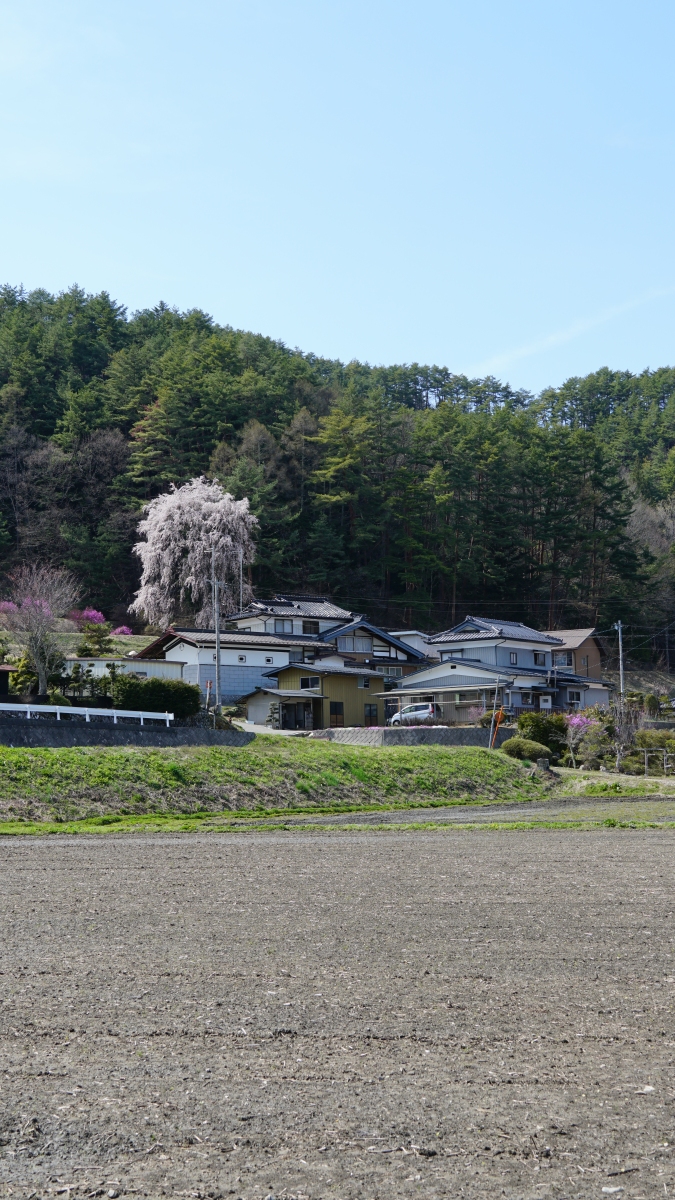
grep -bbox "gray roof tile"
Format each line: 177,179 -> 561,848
428,617 -> 563,645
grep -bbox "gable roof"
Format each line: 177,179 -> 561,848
263,663 -> 377,679
428,616 -> 563,646
134,627 -> 332,658
320,619 -> 427,659
543,627 -> 597,650
392,657 -> 610,689
226,594 -> 356,622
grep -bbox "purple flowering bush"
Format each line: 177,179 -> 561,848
564,712 -> 600,768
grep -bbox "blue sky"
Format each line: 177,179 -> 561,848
1,0 -> 674,393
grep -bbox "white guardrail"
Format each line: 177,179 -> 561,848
0,702 -> 174,727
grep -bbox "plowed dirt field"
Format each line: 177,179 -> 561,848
1,830 -> 674,1199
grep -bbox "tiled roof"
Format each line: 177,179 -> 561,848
135,628 -> 332,657
428,617 -> 563,645
227,594 -> 355,620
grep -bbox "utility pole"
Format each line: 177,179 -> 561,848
488,675 -> 506,749
239,545 -> 243,612
211,543 -> 222,715
613,619 -> 624,704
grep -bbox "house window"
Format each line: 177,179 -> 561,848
265,656 -> 273,664
375,665 -> 402,677
581,655 -> 588,667
510,652 -> 518,664
358,676 -> 371,688
275,618 -> 293,634
554,651 -> 573,667
238,654 -> 246,663
520,692 -> 533,705
533,652 -> 546,666
300,676 -> 320,689
330,701 -> 344,727
337,635 -> 373,653
364,704 -> 378,726
442,650 -> 462,661
302,620 -> 319,635
289,650 -> 302,662
568,690 -> 581,708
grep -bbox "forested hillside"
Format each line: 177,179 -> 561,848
1,284 -> 674,657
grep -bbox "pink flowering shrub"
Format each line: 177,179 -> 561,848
82,607 -> 106,624
69,607 -> 106,626
564,712 -> 599,767
0,600 -> 17,613
111,625 -> 133,636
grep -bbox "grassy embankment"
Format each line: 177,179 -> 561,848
0,740 -> 545,834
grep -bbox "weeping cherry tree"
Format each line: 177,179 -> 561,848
129,477 -> 257,627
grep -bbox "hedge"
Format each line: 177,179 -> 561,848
113,676 -> 201,718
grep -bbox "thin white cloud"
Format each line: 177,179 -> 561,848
467,287 -> 675,378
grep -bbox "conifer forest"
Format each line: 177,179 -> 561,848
1,284 -> 675,660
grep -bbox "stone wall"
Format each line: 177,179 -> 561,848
310,726 -> 515,748
0,720 -> 256,749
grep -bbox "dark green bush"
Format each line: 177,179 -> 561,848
113,675 -> 201,718
517,712 -> 566,754
501,736 -> 552,761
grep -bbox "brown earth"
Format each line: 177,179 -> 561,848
1,829 -> 675,1199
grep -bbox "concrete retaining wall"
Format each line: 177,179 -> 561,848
310,726 -> 515,748
0,721 -> 256,749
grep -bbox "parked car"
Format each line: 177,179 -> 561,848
389,702 -> 443,725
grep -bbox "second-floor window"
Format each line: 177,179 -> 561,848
533,652 -> 546,666
554,651 -> 573,667
337,635 -> 373,653
510,652 -> 518,664
302,620 -> 319,635
275,618 -> 293,634
300,676 -> 320,689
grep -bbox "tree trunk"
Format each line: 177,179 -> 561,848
37,659 -> 48,695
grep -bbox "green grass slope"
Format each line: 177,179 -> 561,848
0,740 -> 545,828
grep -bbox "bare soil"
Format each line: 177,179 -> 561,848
1,830 -> 675,1199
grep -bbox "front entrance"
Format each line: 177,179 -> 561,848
281,701 -> 314,730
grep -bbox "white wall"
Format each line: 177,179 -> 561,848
165,644 -> 290,669
65,658 -> 184,680
246,693 -> 276,724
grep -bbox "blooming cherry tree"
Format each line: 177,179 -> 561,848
129,477 -> 257,627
